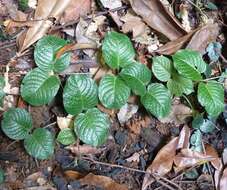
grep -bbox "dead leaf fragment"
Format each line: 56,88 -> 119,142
60,0 -> 91,24
205,144 -> 222,170
100,0 -> 122,9
79,173 -> 128,190
18,0 -> 72,52
177,125 -> 191,149
117,103 -> 138,125
174,149 -> 215,171
57,115 -> 73,130
186,23 -> 220,54
159,102 -> 192,125
67,144 -> 105,155
129,0 -> 187,40
64,170 -> 85,180
220,168 -> 227,190
142,137 -> 178,190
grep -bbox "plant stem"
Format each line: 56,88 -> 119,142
182,95 -> 195,113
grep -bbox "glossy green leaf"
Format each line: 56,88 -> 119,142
198,81 -> 224,117
34,35 -> 71,72
119,61 -> 151,96
98,75 -> 130,109
24,128 -> 54,160
141,83 -> 171,118
152,55 -> 172,82
192,115 -> 215,133
74,108 -> 110,146
57,128 -> 76,145
21,68 -> 60,106
167,73 -> 193,96
102,32 -> 135,69
172,49 -> 207,81
0,169 -> 4,184
1,108 -> 32,140
63,74 -> 98,115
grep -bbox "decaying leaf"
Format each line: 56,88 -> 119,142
174,149 -> 215,172
60,0 -> 91,24
186,23 -> 220,54
17,0 -> 72,52
66,144 -> 106,155
120,11 -> 146,38
64,170 -> 85,180
205,144 -> 222,170
220,168 -> 227,190
159,101 -> 192,125
177,125 -> 191,149
155,29 -> 196,55
117,103 -> 138,125
100,0 -> 122,9
129,0 -> 187,40
79,173 -> 128,190
57,115 -> 73,130
142,137 -> 178,190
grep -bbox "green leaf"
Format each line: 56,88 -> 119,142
1,108 -> 32,140
74,108 -> 110,146
167,73 -> 193,96
0,76 -> 5,89
24,128 -> 54,160
190,129 -> 202,152
21,68 -> 60,106
34,35 -> 71,72
172,49 -> 207,81
0,168 -> 4,184
198,81 -> 224,117
0,76 -> 5,107
141,83 -> 171,118
206,42 -> 222,62
102,32 -> 135,69
18,0 -> 28,11
63,74 -> 98,115
205,2 -> 218,10
119,61 -> 151,96
98,75 -> 130,109
152,55 -> 172,82
192,115 -> 215,133
57,128 -> 76,145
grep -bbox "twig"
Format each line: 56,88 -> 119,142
82,156 -> 183,190
43,122 -> 57,128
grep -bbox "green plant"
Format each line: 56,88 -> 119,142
1,32 -> 225,160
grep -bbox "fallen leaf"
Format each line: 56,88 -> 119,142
129,0 -> 187,40
142,137 -> 178,190
155,29 -> 196,55
214,169 -> 222,190
66,144 -> 106,155
57,115 -> 73,130
64,170 -> 85,180
174,149 -> 215,172
177,125 -> 191,149
186,23 -> 220,54
100,0 -> 122,9
220,168 -> 227,190
60,0 -> 91,24
120,11 -> 146,38
222,148 -> 227,165
205,144 -> 222,170
79,173 -> 128,190
18,0 -> 72,52
126,152 -> 140,163
117,103 -> 138,125
159,100 -> 192,126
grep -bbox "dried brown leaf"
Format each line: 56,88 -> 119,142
186,23 -> 220,54
129,0 -> 187,40
142,137 -> 178,190
18,0 -> 72,52
64,170 -> 85,180
159,102 -> 192,126
155,30 -> 195,55
79,173 -> 129,190
177,125 -> 191,150
66,144 -> 106,155
174,149 -> 215,171
205,144 -> 222,170
60,0 -> 91,24
220,168 -> 227,190
57,115 -> 73,130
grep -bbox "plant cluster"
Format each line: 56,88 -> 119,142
1,32 -> 225,160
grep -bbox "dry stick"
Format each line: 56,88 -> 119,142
82,156 -> 183,190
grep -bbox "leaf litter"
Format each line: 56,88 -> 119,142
0,0 -> 226,190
